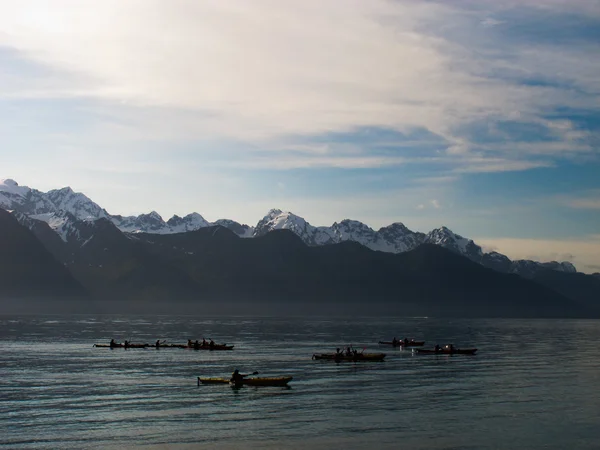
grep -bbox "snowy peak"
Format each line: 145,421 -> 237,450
214,219 -> 254,238
540,261 -> 577,273
329,219 -> 377,243
425,226 -> 483,261
379,222 -> 411,235
378,222 -> 425,253
166,212 -> 210,233
0,178 -> 30,197
113,210 -> 213,234
113,211 -> 167,233
45,186 -> 108,221
254,209 -> 316,242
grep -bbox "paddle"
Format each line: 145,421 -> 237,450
241,371 -> 259,378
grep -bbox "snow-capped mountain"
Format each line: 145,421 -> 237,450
214,219 -> 254,238
0,179 -> 108,221
249,209 -> 579,278
378,222 -> 426,253
254,209 -> 321,244
1,179 -> 580,276
0,179 -> 242,236
112,211 -> 169,234
252,209 -> 424,253
0,178 -> 57,215
114,211 -> 212,234
481,251 -> 512,272
167,213 -> 210,233
424,226 -> 484,262
44,187 -> 109,220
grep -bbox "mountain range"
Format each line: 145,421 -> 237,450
1,178 -> 599,317
0,179 -> 579,278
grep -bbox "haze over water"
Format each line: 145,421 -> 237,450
1,315 -> 599,449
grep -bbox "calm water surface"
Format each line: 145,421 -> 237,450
1,315 -> 599,449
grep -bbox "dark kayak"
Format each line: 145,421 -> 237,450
94,343 -> 149,348
198,376 -> 292,387
312,353 -> 386,361
415,348 -> 477,355
187,343 -> 234,351
379,340 -> 424,347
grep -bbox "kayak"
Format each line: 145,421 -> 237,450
415,348 -> 477,355
94,343 -> 234,350
94,343 -> 149,348
197,376 -> 293,387
312,353 -> 386,362
379,340 -> 424,347
187,344 -> 234,351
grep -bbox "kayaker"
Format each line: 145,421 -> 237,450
392,337 -> 398,345
403,338 -> 408,345
110,339 -> 117,347
124,340 -> 129,348
230,369 -> 247,385
434,344 -> 441,353
209,339 -> 215,349
155,339 -> 160,348
194,340 -> 200,349
202,338 -> 207,346
187,339 -> 193,347
345,347 -> 352,356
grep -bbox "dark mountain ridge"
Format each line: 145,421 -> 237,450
1,213 -> 598,317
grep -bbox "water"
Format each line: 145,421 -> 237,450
1,315 -> 599,449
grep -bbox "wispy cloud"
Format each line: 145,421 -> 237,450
558,191 -> 600,210
453,157 -> 554,173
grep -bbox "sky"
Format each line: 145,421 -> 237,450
0,0 -> 599,273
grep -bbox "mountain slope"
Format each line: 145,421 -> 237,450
0,209 -> 86,299
129,229 -> 590,317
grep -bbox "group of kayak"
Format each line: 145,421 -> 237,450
94,338 -> 233,351
200,339 -> 478,387
379,337 -> 478,355
95,336 -> 476,389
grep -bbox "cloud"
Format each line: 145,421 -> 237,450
227,154 -> 407,170
558,191 -> 600,210
0,0 -> 598,170
430,199 -> 440,209
567,198 -> 600,210
453,157 -> 554,173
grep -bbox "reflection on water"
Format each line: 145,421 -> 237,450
1,316 -> 599,449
